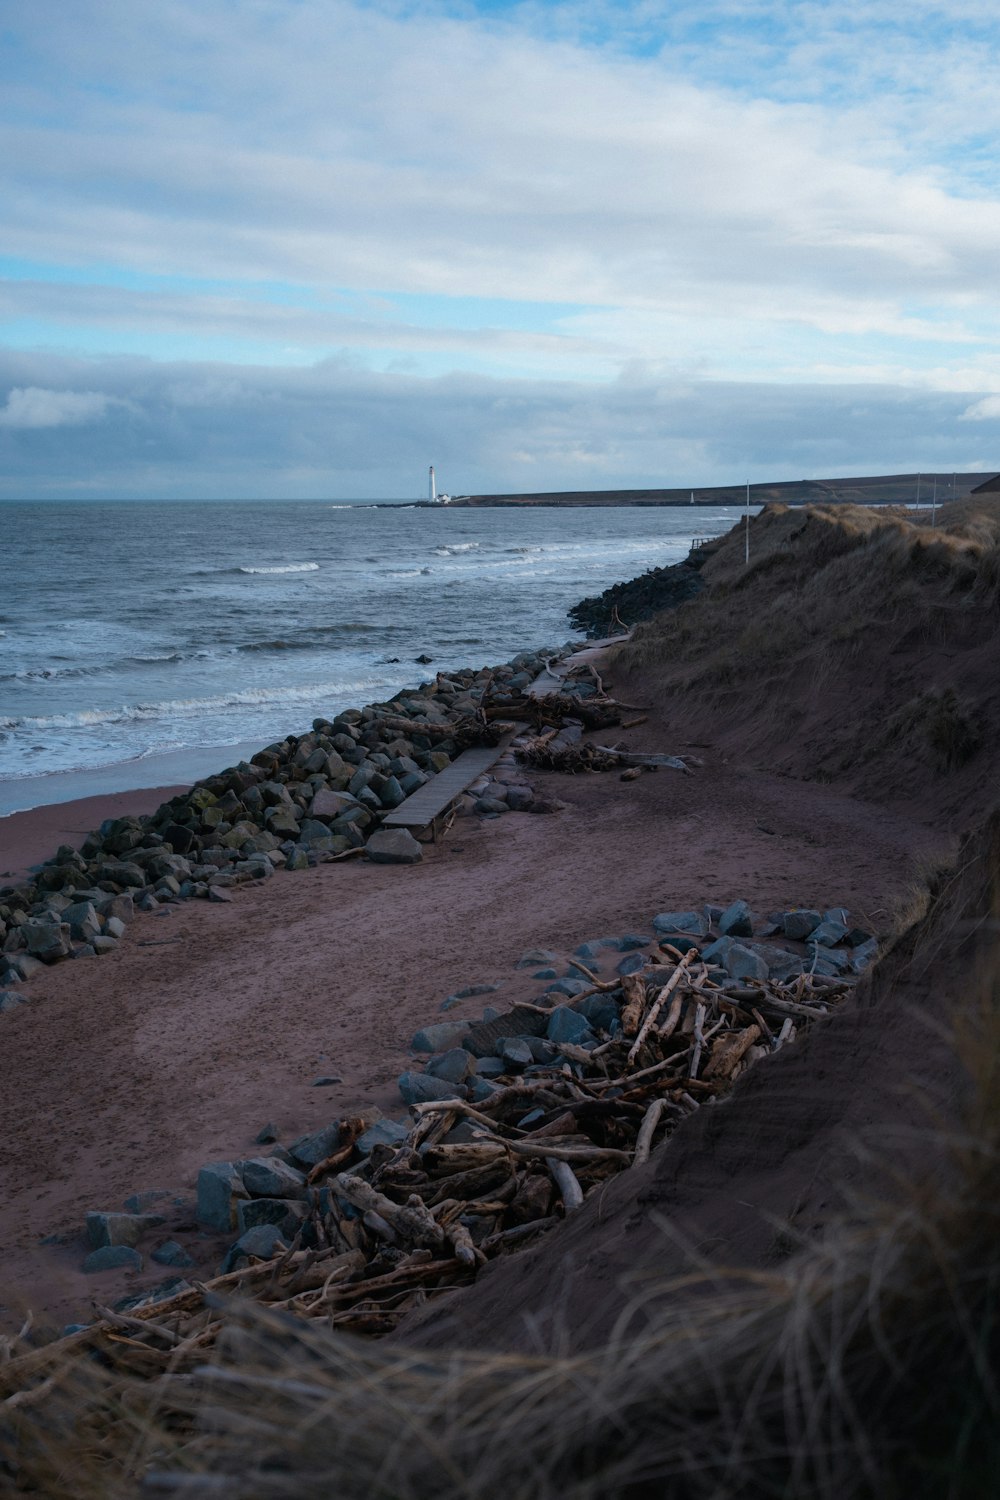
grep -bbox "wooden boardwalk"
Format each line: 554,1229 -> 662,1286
381,737 -> 517,835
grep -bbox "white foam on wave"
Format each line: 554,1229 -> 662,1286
238,562 -> 321,575
0,674 -> 410,735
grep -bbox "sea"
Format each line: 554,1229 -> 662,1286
0,500 -> 750,816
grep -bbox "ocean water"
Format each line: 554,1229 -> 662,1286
0,500 -> 747,815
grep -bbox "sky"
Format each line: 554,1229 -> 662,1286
3,0 -> 1000,499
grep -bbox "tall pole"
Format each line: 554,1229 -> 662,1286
745,480 -> 750,565
932,477 -> 937,525
916,472 -> 921,506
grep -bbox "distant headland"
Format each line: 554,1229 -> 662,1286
412,471 -> 995,508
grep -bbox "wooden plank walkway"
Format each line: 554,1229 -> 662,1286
381,737 -> 517,834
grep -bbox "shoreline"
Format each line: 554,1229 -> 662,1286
0,786 -> 191,887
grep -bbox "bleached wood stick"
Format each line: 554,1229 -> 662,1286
632,1098 -> 668,1168
689,1001 -> 708,1080
546,1156 -> 584,1212
627,949 -> 698,1064
774,1017 -> 796,1051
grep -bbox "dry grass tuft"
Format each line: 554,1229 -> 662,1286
5,893 -> 999,1497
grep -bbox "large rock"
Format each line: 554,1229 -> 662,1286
61,901 -> 102,943
308,788 -> 360,822
97,861 -> 147,889
398,1070 -> 464,1105
239,1156 -> 308,1200
236,1198 -> 308,1235
287,1121 -> 340,1169
425,1047 -> 475,1083
85,1211 -> 166,1249
718,900 -> 754,938
652,911 -> 709,937
546,1006 -> 595,1046
781,908 -> 822,941
24,919 -> 71,962
725,944 -> 769,982
411,1019 -> 472,1053
196,1161 -> 248,1230
366,828 -> 423,865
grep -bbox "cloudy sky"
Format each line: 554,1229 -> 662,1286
3,0 -> 1000,499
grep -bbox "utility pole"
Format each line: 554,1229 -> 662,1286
931,477 -> 937,526
745,480 -> 750,565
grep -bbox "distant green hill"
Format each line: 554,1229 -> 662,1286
446,472 -> 992,507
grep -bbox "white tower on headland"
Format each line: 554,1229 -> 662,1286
429,465 -> 437,503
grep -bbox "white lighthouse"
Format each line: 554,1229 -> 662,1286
428,465 -> 437,503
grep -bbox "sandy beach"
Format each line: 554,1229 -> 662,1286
0,686 -> 940,1334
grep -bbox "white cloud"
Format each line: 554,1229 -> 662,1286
959,395 -> 1000,421
0,386 -> 122,429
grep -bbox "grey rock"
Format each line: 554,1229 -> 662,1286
532,967 -> 559,980
426,1047 -> 475,1084
196,1161 -> 248,1230
0,990 -> 29,1014
548,977 -> 590,998
573,941 -> 603,961
468,1077 -> 502,1103
505,785 -> 535,811
366,828 -> 423,864
356,1119 -> 409,1154
222,1223 -> 288,1271
240,1156 -> 308,1200
474,1056 -> 506,1078
701,936 -> 734,966
61,901 -> 102,942
91,935 -> 119,954
25,919 -> 71,962
613,933 -> 651,952
236,1198 -> 308,1235
517,947 -> 559,969
742,942 -> 803,981
105,915 -> 127,939
86,1211 -> 166,1250
850,937 -> 879,973
83,1245 -> 143,1273
824,907 -> 850,926
378,776 -> 406,809
287,1121 -> 341,1169
4,953 -> 44,981
811,919 -> 849,947
411,1019 -> 472,1053
94,894 -> 134,923
806,942 -> 851,973
652,911 -> 709,937
781,909 -> 822,940
718,900 -> 754,938
475,795 -> 508,815
725,944 -> 769,983
297,817 -> 337,845
546,1006 -> 595,1046
98,861 -> 147,889
151,1240 -> 195,1268
617,953 -> 646,976
398,1070 -> 464,1105
500,1037 -> 534,1069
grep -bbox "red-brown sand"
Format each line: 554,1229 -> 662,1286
0,726 -> 944,1336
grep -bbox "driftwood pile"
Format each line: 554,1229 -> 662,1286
0,948 -> 851,1399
